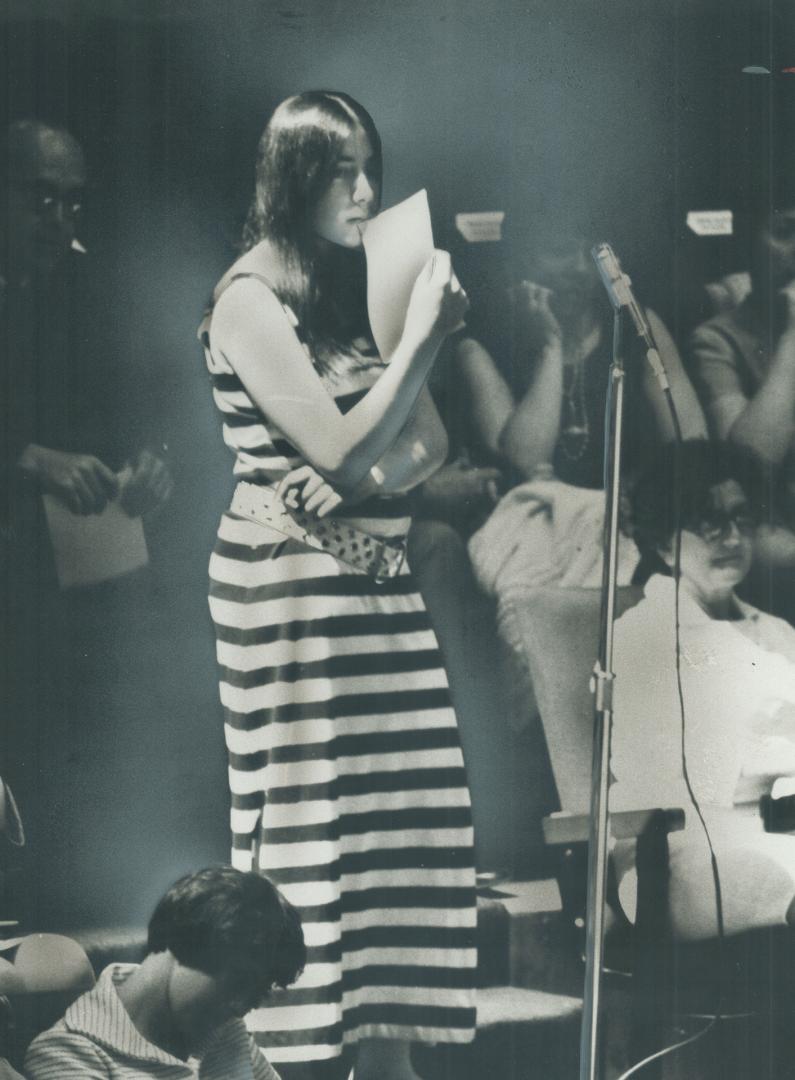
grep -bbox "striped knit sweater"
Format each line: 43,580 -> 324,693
25,964 -> 280,1079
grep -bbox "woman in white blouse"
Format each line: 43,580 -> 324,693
611,439 -> 795,940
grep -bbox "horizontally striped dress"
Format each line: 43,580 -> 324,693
200,269 -> 477,1066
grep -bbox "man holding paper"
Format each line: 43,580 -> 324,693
0,119 -> 172,563
0,118 -> 172,924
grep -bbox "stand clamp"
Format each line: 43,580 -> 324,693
590,663 -> 614,714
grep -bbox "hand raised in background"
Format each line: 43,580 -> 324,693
511,280 -> 563,347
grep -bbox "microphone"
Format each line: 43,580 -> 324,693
591,242 -> 669,389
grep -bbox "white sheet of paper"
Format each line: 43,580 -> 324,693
362,189 -> 434,361
43,469 -> 149,589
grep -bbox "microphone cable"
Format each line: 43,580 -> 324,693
614,339 -> 726,1080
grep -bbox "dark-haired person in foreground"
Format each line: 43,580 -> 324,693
611,440 -> 795,941
24,867 -> 306,1079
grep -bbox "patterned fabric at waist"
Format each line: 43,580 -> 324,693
232,476 -> 415,534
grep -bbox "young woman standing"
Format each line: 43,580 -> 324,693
200,92 -> 476,1079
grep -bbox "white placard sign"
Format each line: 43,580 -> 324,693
455,211 -> 505,243
686,210 -> 733,236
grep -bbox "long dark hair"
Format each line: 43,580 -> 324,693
242,91 -> 382,371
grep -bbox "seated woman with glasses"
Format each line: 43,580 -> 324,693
610,439 -> 795,941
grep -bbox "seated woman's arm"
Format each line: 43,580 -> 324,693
641,309 -> 707,441
688,288 -> 795,463
211,254 -> 463,488
497,284 -> 564,479
454,336 -> 515,458
498,346 -> 563,479
728,286 -> 795,464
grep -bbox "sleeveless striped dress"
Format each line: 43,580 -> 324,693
200,270 -> 477,1066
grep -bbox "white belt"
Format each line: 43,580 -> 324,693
229,481 -> 407,582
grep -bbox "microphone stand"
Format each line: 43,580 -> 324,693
580,306 -> 624,1080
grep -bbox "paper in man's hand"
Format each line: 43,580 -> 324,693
43,467 -> 149,589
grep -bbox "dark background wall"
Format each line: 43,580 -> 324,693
2,0 -> 794,929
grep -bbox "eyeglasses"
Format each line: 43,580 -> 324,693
691,508 -> 756,543
13,183 -> 83,220
39,194 -> 83,219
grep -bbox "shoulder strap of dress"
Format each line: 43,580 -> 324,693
214,269 -> 279,304
200,269 -> 302,351
199,271 -> 280,348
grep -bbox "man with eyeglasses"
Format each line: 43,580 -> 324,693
1,119 -> 172,520
0,118 -> 172,927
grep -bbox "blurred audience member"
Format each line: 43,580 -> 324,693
445,233 -> 705,757
499,244 -> 702,482
689,191 -> 795,617
25,867 -> 305,1079
465,231 -> 705,607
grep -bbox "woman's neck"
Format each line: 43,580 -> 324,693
115,954 -> 188,1061
681,577 -> 736,620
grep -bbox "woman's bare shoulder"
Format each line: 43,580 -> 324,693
210,257 -> 298,354
213,240 -> 285,303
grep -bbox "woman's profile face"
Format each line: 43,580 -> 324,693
313,125 -> 378,249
